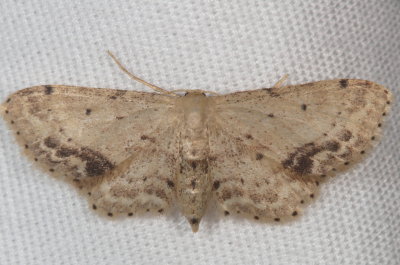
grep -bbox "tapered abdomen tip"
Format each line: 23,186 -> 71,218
188,217 -> 201,232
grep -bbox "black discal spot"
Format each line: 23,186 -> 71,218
44,136 -> 59,149
339,79 -> 349,88
300,200 -> 304,204
332,168 -> 337,171
315,181 -> 319,186
245,134 -> 253,140
5,110 -> 9,114
371,136 -> 376,140
108,212 -> 113,217
321,174 -> 326,178
6,98 -> 11,103
344,162 -> 349,165
110,96 -> 117,100
92,204 -> 97,210
378,123 -> 382,127
167,179 -> 174,188
360,150 -> 365,154
256,153 -> 264,160
224,211 -> 230,216
386,101 -> 390,105
116,116 -> 124,120
146,209 -> 150,212
78,147 -> 114,177
301,104 -> 307,111
10,120 -> 14,124
382,112 -> 386,116
67,138 -> 72,142
310,194 -> 314,198
24,144 -> 29,149
254,216 -> 259,220
85,109 -> 92,115
190,218 -> 199,224
274,218 -> 280,222
158,209 -> 164,213
240,178 -> 244,184
128,213 -> 133,216
213,180 -> 220,190
87,192 -> 91,196
292,211 -> 298,216
16,131 -> 20,135
268,113 -> 274,118
34,158 -> 38,161
44,85 -> 53,95
49,168 -> 54,172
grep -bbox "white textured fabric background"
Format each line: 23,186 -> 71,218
0,1 -> 399,264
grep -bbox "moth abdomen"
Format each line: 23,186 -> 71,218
176,159 -> 212,232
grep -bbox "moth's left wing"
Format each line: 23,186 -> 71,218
209,79 -> 391,221
212,79 -> 391,177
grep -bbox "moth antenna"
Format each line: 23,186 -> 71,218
272,74 -> 289,89
107,50 -> 176,96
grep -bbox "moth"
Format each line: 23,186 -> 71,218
1,52 -> 392,232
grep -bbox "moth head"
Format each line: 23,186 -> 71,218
171,89 -> 219,97
184,90 -> 207,97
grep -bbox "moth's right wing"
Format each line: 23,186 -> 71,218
89,131 -> 179,217
1,85 -> 180,183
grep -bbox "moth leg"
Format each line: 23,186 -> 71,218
272,74 -> 289,88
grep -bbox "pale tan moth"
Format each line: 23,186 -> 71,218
1,52 -> 392,232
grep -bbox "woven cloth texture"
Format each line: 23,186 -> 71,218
0,1 -> 399,264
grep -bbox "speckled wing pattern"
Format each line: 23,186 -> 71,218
1,85 -> 179,216
209,79 -> 392,222
1,78 -> 392,228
